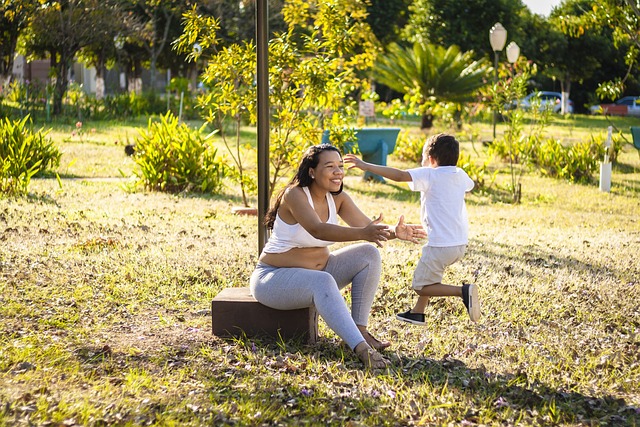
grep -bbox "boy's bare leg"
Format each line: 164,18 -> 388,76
415,283 -> 462,298
411,295 -> 430,313
411,283 -> 463,313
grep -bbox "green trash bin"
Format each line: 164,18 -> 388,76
322,128 -> 401,183
631,126 -> 640,154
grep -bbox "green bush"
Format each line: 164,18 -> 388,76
104,91 -> 168,119
0,115 -> 61,196
458,152 -> 495,192
131,112 -> 228,193
487,132 -> 533,166
393,130 -> 424,164
524,136 -> 604,184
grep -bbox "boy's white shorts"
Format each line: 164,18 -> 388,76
412,244 -> 467,289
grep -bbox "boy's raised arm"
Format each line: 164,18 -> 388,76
343,154 -> 412,182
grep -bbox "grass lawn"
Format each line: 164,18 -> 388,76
1,114 -> 639,426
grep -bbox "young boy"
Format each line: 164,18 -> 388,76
344,133 -> 480,324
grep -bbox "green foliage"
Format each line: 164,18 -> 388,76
531,133 -> 621,185
393,130 -> 424,164
487,60 -> 545,203
265,0 -> 379,196
401,0 -> 526,58
532,137 -> 598,184
1,80 -> 48,118
458,151 -> 495,192
0,115 -> 60,196
491,131 -> 615,186
0,82 -> 179,122
24,0 -> 112,116
175,10 -> 257,206
566,0 -> 639,100
177,0 -> 378,200
199,40 -> 257,207
379,98 -> 412,123
65,82 -> 87,120
374,42 -> 490,128
131,112 -> 227,193
103,91 -> 168,119
167,77 -> 190,94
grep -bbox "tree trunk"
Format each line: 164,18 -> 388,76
149,56 -> 157,93
147,8 -> 172,92
421,113 -> 433,129
560,79 -> 571,115
127,58 -> 143,94
50,48 -> 76,116
0,35 -> 19,89
0,73 -> 12,89
95,57 -> 106,100
95,75 -> 105,100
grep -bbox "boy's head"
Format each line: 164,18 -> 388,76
422,133 -> 459,167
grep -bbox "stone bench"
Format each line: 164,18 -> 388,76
211,287 -> 318,344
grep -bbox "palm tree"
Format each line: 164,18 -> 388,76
374,42 -> 490,129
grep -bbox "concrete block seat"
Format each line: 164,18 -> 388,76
212,287 -> 318,344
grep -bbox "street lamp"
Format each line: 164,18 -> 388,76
489,23 -> 507,139
506,41 -> 520,64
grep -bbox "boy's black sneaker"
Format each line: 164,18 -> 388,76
462,283 -> 480,322
396,309 -> 426,326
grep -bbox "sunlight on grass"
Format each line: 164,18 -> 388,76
0,117 -> 639,425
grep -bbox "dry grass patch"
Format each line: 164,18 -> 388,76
1,119 -> 639,426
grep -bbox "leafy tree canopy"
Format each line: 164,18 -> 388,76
560,0 -> 640,99
401,0 -> 527,59
374,42 -> 490,128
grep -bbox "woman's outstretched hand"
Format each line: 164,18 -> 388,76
394,215 -> 427,244
363,214 -> 391,247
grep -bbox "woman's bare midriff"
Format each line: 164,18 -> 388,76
259,246 -> 331,270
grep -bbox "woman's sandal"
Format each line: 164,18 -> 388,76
359,328 -> 392,351
354,343 -> 390,370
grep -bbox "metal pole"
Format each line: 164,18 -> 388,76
256,0 -> 269,254
492,51 -> 499,140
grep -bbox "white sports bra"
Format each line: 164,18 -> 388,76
262,187 -> 338,253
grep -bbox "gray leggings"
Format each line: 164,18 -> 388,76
250,243 -> 382,349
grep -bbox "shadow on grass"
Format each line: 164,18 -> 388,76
613,160 -> 640,175
59,321 -> 640,426
468,237 -> 637,289
36,171 -> 82,180
255,340 -> 638,425
386,354 -> 639,425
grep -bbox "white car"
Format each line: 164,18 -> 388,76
517,91 -> 574,114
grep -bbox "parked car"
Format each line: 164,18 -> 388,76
589,96 -> 640,116
515,91 -> 574,114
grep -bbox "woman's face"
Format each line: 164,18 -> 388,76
310,150 -> 344,192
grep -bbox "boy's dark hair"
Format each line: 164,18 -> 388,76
425,133 -> 459,166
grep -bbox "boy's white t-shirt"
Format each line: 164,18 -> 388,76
407,166 -> 474,247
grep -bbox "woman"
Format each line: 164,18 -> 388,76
250,144 -> 425,369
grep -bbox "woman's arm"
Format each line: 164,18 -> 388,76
283,187 -> 391,247
336,192 -> 426,243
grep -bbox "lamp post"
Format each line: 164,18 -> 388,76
489,23 -> 507,140
506,41 -> 520,65
257,0 -> 269,254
